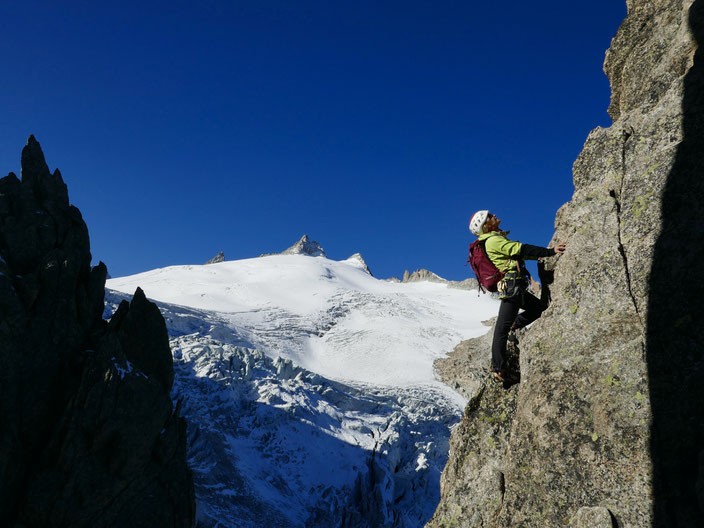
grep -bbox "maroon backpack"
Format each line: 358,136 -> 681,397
467,239 -> 504,293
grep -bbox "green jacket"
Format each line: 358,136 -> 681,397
478,231 -> 522,274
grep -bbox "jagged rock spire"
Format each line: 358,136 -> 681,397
21,134 -> 68,208
0,137 -> 195,526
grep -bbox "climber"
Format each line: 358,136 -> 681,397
468,210 -> 566,384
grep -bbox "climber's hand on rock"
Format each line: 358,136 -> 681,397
554,242 -> 566,254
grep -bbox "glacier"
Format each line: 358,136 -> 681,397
106,253 -> 498,527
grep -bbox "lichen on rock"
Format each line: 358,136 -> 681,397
429,0 -> 704,526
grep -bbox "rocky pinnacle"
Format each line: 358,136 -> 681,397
0,136 -> 195,527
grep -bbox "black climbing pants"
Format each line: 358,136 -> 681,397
491,290 -> 547,372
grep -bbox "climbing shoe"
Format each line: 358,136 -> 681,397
491,370 -> 518,384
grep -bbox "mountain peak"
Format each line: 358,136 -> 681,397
402,269 -> 445,283
205,251 -> 225,265
345,253 -> 372,276
280,235 -> 326,257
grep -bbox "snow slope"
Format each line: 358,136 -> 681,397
106,254 -> 498,527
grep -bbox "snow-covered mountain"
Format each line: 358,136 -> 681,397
106,251 -> 498,527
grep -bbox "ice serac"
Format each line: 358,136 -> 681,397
0,136 -> 195,527
428,1 -> 704,527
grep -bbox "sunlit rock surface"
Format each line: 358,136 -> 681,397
429,1 -> 704,526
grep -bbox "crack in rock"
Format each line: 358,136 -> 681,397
609,127 -> 644,327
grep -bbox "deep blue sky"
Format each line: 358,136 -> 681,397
1,1 -> 627,281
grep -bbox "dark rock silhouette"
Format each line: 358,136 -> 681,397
0,136 -> 195,527
647,1 -> 704,525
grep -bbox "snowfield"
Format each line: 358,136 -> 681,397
106,253 -> 497,527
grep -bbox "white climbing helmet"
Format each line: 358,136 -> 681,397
469,210 -> 489,236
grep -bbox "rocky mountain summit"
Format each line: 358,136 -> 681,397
345,252 -> 373,275
280,234 -> 326,257
429,1 -> 704,527
259,234 -> 327,258
403,269 -> 445,284
393,268 -> 478,291
0,136 -> 195,527
205,251 -> 225,264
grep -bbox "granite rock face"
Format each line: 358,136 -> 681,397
0,136 -> 195,527
569,506 -> 616,528
434,318 -> 497,401
429,1 -> 704,526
